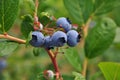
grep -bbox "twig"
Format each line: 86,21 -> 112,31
34,0 -> 39,17
54,48 -> 59,58
0,34 -> 26,44
45,49 -> 63,80
81,16 -> 92,77
82,58 -> 88,77
33,0 -> 40,30
45,49 -> 59,75
83,16 -> 92,38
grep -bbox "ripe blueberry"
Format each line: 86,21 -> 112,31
44,36 -> 54,49
51,31 -> 67,47
29,31 -> 45,47
67,30 -> 81,47
56,17 -> 72,32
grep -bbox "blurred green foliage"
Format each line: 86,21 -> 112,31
0,0 -> 120,80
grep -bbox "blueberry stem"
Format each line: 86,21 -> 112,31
49,50 -> 55,58
54,48 -> 59,58
34,0 -> 38,17
0,34 -> 26,44
45,48 -> 63,80
33,0 -> 41,31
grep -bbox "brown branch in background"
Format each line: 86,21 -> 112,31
83,17 -> 92,38
81,16 -> 92,77
0,34 -> 26,44
82,58 -> 88,77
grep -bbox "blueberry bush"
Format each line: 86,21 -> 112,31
0,0 -> 120,80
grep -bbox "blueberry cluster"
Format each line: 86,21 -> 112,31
29,17 -> 81,49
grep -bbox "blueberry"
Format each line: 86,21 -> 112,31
29,31 -> 45,47
67,30 -> 81,47
0,59 -> 7,72
56,17 -> 72,32
44,36 -> 54,49
51,31 -> 67,47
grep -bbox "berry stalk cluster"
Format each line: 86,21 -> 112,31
29,17 -> 81,49
29,17 -> 82,79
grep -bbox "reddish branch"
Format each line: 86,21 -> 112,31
45,49 -> 63,80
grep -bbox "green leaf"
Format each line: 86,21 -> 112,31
114,28 -> 120,43
0,41 -> 18,56
111,7 -> 120,27
21,14 -> 34,39
81,0 -> 94,22
25,31 -> 32,47
39,12 -> 51,26
63,0 -> 94,24
33,48 -> 47,57
0,0 -> 19,32
37,0 -> 51,16
72,72 -> 85,80
85,17 -> 116,59
94,0 -> 120,15
64,47 -> 82,72
99,62 -> 120,80
20,0 -> 35,14
33,48 -> 41,56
